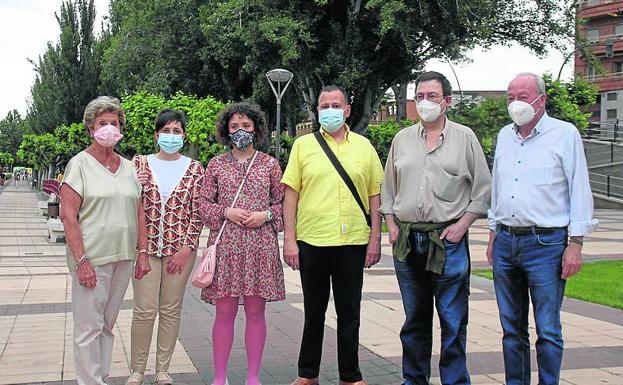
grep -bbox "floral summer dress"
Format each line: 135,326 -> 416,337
199,151 -> 285,304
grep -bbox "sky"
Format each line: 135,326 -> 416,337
0,0 -> 574,119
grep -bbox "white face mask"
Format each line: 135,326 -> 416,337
416,99 -> 445,123
508,95 -> 543,126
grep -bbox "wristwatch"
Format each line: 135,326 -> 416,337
266,209 -> 274,222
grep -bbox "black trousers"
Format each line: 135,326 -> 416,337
297,241 -> 367,382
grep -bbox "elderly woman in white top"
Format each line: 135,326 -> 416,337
60,96 -> 150,385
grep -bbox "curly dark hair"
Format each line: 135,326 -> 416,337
215,101 -> 268,147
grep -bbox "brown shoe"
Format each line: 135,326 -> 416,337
290,377 -> 319,385
339,381 -> 368,385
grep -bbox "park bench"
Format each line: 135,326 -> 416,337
47,218 -> 65,243
38,193 -> 57,216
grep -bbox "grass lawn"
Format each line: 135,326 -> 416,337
472,260 -> 623,310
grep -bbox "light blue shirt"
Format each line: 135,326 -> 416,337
487,113 -> 598,236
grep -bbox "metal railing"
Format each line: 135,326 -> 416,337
586,71 -> 623,82
584,121 -> 623,144
584,140 -> 623,166
579,0 -> 620,8
589,172 -> 623,198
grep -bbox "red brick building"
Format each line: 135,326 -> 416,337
575,0 -> 623,121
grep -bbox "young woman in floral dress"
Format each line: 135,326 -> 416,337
199,102 -> 285,385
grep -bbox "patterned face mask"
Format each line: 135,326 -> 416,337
230,129 -> 254,151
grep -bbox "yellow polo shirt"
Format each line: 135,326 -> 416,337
282,128 -> 384,246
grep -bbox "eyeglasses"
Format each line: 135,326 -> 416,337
415,93 -> 445,102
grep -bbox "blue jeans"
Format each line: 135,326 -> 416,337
393,231 -> 471,385
492,227 -> 567,385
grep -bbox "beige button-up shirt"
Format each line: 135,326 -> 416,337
379,119 -> 491,223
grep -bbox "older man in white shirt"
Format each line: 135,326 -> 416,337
486,73 -> 598,385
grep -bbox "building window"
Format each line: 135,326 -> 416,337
587,65 -> 596,80
586,28 -> 600,43
615,24 -> 623,37
606,109 -> 618,121
607,92 -> 618,101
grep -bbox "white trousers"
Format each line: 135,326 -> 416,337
72,260 -> 133,385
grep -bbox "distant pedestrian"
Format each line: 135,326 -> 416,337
199,102 -> 285,385
487,73 -> 599,385
60,96 -> 148,385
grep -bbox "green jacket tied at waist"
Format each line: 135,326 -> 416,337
393,218 -> 455,274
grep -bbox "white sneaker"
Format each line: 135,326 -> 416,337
125,372 -> 144,385
155,371 -> 174,385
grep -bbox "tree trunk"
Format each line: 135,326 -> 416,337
48,164 -> 55,180
300,76 -> 318,129
286,110 -> 297,137
187,143 -> 198,160
391,83 -> 408,122
351,86 -> 377,134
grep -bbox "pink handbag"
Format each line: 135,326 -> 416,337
191,152 -> 259,288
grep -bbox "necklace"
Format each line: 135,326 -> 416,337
87,147 -> 116,170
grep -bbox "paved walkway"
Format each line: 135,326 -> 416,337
0,180 -> 622,385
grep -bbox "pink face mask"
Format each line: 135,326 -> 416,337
92,124 -> 123,147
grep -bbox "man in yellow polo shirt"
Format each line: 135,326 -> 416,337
282,85 -> 384,385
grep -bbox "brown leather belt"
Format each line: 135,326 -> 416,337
499,224 -> 567,235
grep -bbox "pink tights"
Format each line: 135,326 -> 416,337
211,296 -> 266,385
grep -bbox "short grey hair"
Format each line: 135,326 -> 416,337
515,72 -> 546,95
83,96 -> 126,132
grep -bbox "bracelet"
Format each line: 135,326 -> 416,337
137,248 -> 147,254
75,254 -> 89,267
569,237 -> 584,246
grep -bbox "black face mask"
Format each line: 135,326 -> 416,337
230,129 -> 254,151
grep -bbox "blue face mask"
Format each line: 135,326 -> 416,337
318,108 -> 345,132
157,133 -> 184,154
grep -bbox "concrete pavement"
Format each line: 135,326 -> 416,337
0,180 -> 622,384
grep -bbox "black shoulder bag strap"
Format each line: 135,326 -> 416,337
314,131 -> 371,227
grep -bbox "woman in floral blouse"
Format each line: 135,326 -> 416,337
126,109 -> 204,385
200,102 -> 285,385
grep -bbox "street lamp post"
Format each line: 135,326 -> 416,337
266,68 -> 294,161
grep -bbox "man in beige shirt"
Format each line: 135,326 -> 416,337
380,71 -> 491,385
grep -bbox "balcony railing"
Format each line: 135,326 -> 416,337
585,34 -> 623,45
586,71 -> 623,82
579,0 -> 621,8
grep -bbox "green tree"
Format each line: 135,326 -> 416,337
200,0 -> 576,133
0,153 -> 14,168
53,123 -> 92,166
27,0 -> 102,133
101,0 -> 217,98
0,110 -> 31,157
448,97 -> 510,156
16,134 -> 61,170
544,74 -> 597,131
102,0 -> 303,137
367,120 -> 412,165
